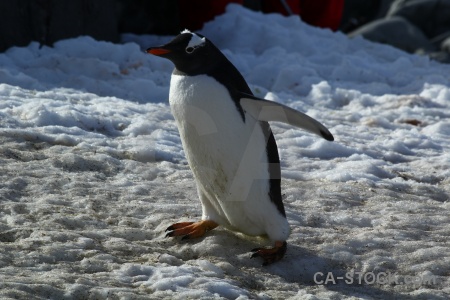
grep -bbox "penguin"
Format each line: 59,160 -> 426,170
147,30 -> 333,265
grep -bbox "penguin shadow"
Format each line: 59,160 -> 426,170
263,243 -> 423,300
159,228 -> 431,299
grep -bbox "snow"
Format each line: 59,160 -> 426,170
1,4 -> 449,299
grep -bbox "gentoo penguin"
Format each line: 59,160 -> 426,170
147,30 -> 333,265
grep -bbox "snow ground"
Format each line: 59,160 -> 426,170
0,4 -> 449,299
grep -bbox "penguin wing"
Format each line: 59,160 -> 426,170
240,95 -> 334,141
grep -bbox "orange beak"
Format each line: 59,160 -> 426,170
146,48 -> 171,56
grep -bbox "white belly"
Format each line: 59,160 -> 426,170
169,74 -> 289,241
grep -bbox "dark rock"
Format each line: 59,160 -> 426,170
427,51 -> 450,63
348,16 -> 435,53
440,36 -> 450,52
340,0 -> 395,33
387,0 -> 450,39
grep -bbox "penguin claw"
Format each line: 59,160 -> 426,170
181,235 -> 191,241
249,241 -> 287,266
164,220 -> 218,240
166,222 -> 194,232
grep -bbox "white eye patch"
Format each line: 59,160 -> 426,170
182,30 -> 206,53
187,33 -> 205,48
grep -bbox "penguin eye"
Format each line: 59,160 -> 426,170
186,46 -> 195,54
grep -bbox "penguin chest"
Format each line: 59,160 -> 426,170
168,74 -> 290,241
169,74 -> 270,212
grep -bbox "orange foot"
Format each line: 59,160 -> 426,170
251,241 -> 287,266
165,220 -> 218,240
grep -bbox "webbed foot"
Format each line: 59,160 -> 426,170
251,241 -> 287,266
165,220 -> 218,240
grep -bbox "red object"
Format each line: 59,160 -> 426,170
262,0 -> 301,15
299,0 -> 344,31
263,0 -> 344,31
179,0 -> 243,31
179,0 -> 344,32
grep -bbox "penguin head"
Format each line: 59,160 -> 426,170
147,30 -> 221,75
